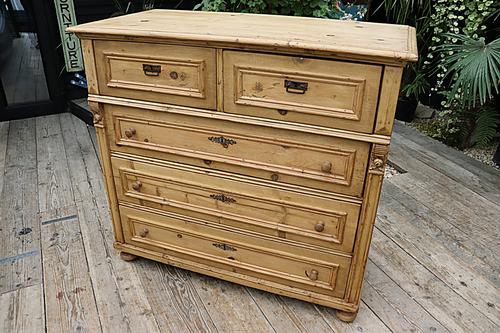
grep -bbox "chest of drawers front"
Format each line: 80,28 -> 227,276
69,10 -> 416,322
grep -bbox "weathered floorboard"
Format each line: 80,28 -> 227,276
36,115 -> 74,212
370,228 -> 499,332
39,205 -> 102,333
0,119 -> 41,294
60,113 -> 161,333
135,260 -> 219,333
0,284 -> 44,333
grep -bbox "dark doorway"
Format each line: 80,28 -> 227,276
0,0 -> 65,121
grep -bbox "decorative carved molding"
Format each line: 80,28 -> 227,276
369,144 -> 390,175
89,101 -> 104,128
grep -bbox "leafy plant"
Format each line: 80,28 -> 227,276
468,106 -> 500,147
400,63 -> 430,101
194,0 -> 343,18
438,34 -> 500,108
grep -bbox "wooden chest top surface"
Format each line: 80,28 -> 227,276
68,9 -> 417,63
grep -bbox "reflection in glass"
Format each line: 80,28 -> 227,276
0,0 -> 49,105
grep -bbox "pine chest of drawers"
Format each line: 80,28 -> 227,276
69,9 -> 417,322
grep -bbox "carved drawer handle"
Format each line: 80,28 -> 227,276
284,79 -> 308,94
210,193 -> 236,204
125,128 -> 136,139
314,221 -> 325,232
208,136 -> 237,148
306,269 -> 319,281
132,181 -> 142,191
139,228 -> 149,238
321,161 -> 332,173
143,64 -> 161,76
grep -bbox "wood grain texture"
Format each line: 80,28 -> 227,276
59,113 -> 160,333
135,260 -> 219,333
39,205 -> 102,333
0,284 -> 44,333
223,50 -> 382,133
106,103 -> 371,196
36,115 -> 74,212
94,40 -> 217,109
0,119 -> 41,294
374,66 -> 403,135
370,228 -> 499,332
68,9 -> 418,64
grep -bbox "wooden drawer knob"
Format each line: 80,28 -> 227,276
270,173 -> 279,181
125,128 -> 136,138
139,228 -> 149,238
277,109 -> 288,115
169,71 -> 179,79
306,269 -> 319,281
314,221 -> 325,232
321,161 -> 332,173
132,181 -> 142,191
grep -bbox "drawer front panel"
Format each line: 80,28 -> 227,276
223,51 -> 382,133
94,41 -> 216,109
120,205 -> 351,297
107,104 -> 370,196
112,156 -> 360,252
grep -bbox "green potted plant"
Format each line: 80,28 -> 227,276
396,62 -> 429,122
437,33 -> 500,149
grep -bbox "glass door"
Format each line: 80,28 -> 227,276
0,0 -> 65,121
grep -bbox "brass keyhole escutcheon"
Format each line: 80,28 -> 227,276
314,221 -> 325,232
306,269 -> 319,281
271,173 -> 279,181
132,181 -> 142,191
139,228 -> 149,237
321,161 -> 332,173
125,128 -> 136,139
170,71 -> 179,79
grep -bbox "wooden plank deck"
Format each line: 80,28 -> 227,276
0,114 -> 499,333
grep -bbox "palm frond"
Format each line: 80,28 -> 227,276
439,34 -> 500,107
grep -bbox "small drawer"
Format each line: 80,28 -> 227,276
112,156 -> 361,252
223,51 -> 382,133
94,41 -> 216,109
107,104 -> 370,196
120,205 -> 352,297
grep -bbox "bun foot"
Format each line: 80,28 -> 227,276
336,309 -> 358,322
120,252 -> 137,262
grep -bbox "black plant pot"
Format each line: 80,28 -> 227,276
395,97 -> 418,122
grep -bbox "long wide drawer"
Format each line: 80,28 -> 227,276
94,41 -> 217,109
106,104 -> 370,196
223,51 -> 382,133
111,155 -> 361,252
120,205 -> 352,297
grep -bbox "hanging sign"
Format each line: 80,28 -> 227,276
54,0 -> 84,72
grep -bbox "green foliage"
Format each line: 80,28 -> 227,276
375,0 -> 433,103
469,106 -> 500,147
194,0 -> 342,18
400,64 -> 430,101
438,34 -> 500,108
